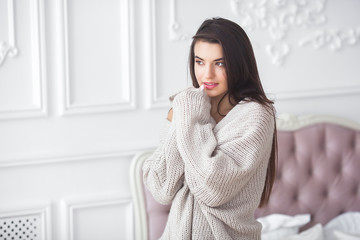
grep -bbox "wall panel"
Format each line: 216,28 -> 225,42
0,0 -> 47,120
60,0 -> 135,115
62,194 -> 133,240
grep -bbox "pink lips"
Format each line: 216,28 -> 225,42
203,82 -> 219,89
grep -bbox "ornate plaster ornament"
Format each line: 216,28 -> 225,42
0,0 -> 18,67
230,0 -> 327,65
299,27 -> 360,51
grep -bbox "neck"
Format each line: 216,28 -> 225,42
210,94 -> 234,123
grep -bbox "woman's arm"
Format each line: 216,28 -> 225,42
142,116 -> 184,205
172,87 -> 274,207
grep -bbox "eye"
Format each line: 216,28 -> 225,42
195,60 -> 204,65
216,62 -> 225,67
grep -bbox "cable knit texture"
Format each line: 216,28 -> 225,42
143,87 -> 275,240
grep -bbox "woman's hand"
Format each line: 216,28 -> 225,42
173,85 -> 207,109
167,108 -> 173,122
172,85 -> 214,125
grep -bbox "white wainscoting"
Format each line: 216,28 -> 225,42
61,193 -> 133,240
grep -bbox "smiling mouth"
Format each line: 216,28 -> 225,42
204,82 -> 218,86
203,82 -> 219,89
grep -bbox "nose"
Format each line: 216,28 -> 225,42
205,64 -> 215,79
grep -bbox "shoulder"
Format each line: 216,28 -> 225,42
234,101 -> 274,119
231,101 -> 275,130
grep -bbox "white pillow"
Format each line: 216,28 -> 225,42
333,230 -> 360,240
288,224 -> 324,240
324,212 -> 360,240
257,214 -> 311,240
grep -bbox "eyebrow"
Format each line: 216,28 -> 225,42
195,56 -> 224,62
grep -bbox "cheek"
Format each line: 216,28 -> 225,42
194,66 -> 202,82
223,78 -> 228,90
217,69 -> 227,82
219,71 -> 228,90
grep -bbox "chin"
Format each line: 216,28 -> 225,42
205,90 -> 225,98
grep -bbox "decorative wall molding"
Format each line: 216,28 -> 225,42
164,0 -> 358,66
230,0 -> 327,37
169,0 -> 191,41
299,26 -> 360,51
0,0 -> 18,67
231,0 -> 328,65
60,0 -> 135,116
167,0 -> 359,67
272,84 -> 360,101
266,43 -> 291,66
148,69 -> 172,109
147,83 -> 171,109
144,0 -> 169,109
61,194 -> 133,240
0,147 -> 153,168
0,0 -> 47,120
0,202 -> 51,240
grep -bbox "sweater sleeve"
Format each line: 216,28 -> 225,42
142,119 -> 185,205
172,87 -> 275,207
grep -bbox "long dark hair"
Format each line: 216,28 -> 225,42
189,17 -> 277,207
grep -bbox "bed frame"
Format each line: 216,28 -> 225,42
130,114 -> 360,240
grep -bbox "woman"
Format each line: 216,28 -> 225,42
143,17 -> 277,240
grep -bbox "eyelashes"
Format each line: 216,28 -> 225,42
195,60 -> 225,67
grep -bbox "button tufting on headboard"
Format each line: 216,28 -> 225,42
255,115 -> 360,230
322,189 -> 328,198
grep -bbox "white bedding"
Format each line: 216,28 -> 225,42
258,212 -> 360,240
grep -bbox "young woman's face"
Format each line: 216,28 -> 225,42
194,41 -> 228,101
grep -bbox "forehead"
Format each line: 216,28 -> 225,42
194,41 -> 223,60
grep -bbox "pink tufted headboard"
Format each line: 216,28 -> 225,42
130,114 -> 360,239
255,114 -> 360,230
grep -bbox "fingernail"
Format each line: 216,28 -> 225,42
199,85 -> 205,91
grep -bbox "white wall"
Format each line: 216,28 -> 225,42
0,0 -> 359,239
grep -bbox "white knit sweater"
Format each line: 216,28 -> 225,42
143,87 -> 275,240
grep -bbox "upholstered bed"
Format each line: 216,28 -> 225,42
130,114 -> 360,240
